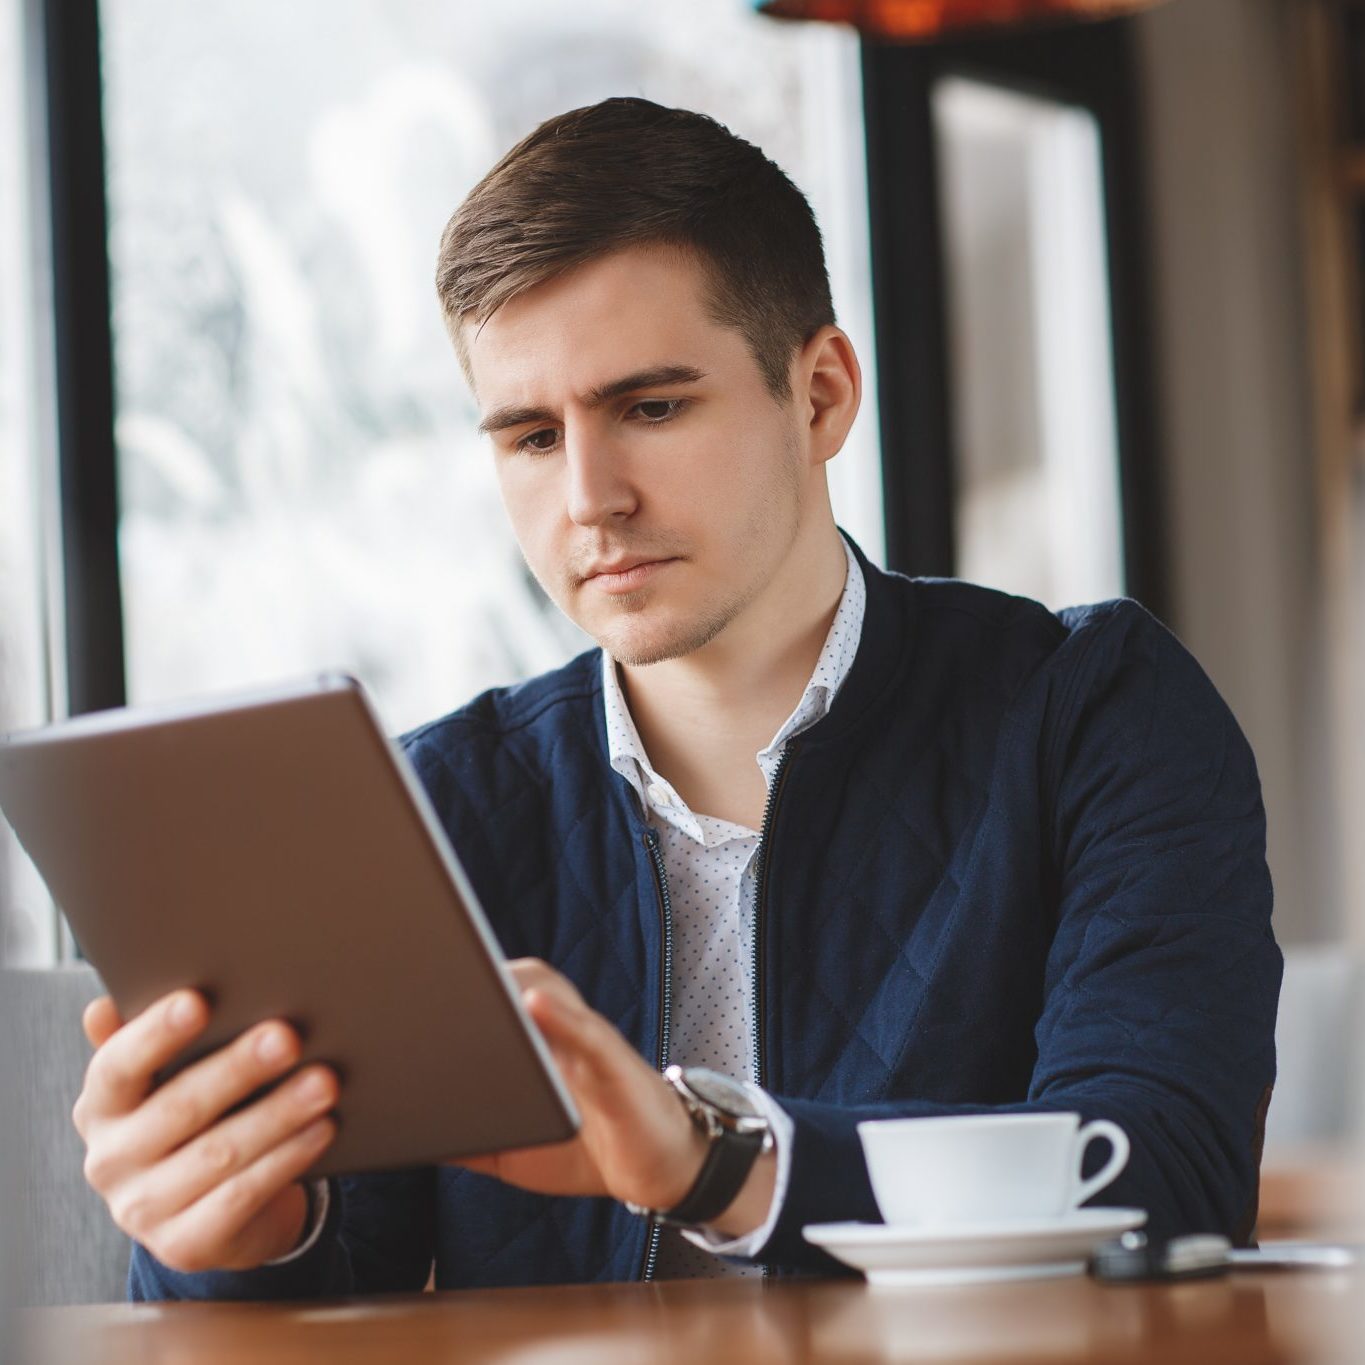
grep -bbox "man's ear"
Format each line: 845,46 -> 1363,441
795,326 -> 861,467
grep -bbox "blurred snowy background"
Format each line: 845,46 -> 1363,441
98,0 -> 882,733
0,0 -> 882,962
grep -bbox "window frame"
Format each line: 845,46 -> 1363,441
861,16 -> 1169,618
41,0 -> 126,719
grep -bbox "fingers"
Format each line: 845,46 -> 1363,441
506,958 -> 585,1010
507,960 -> 595,1041
73,981 -> 344,1275
521,985 -> 582,1038
522,984 -> 655,1105
508,961 -> 665,1111
110,1020 -> 305,1173
509,986 -> 697,1209
83,996 -> 123,1049
76,990 -> 209,1125
509,961 -> 609,1081
106,1065 -> 338,1246
141,1119 -> 336,1274
506,958 -> 555,986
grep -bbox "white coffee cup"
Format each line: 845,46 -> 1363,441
856,1112 -> 1130,1227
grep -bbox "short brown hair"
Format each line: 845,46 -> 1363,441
435,97 -> 835,399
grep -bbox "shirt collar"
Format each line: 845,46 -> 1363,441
602,534 -> 866,812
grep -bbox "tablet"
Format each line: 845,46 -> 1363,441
0,675 -> 580,1178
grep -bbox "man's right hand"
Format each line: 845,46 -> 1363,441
73,989 -> 339,1273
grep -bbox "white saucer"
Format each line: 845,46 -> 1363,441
803,1208 -> 1147,1287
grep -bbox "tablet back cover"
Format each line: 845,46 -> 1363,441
0,678 -> 578,1177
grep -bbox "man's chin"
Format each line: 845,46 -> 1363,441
597,629 -> 697,669
593,612 -> 733,669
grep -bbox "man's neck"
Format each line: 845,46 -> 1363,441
615,522 -> 848,828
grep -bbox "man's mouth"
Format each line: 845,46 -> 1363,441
584,558 -> 678,593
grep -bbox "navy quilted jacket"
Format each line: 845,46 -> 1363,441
129,539 -> 1281,1299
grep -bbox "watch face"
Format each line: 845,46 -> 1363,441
681,1067 -> 762,1120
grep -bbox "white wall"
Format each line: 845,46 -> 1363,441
1134,0 -> 1339,944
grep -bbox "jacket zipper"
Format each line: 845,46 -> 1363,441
751,743 -> 796,1282
636,746 -> 794,1282
639,825 -> 674,1281
752,744 -> 795,1090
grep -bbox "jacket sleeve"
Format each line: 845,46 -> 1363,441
758,600 -> 1282,1274
127,1166 -> 436,1301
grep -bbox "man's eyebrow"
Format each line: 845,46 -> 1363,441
585,364 -> 707,407
476,365 -> 708,437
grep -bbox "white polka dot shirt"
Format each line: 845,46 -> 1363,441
602,535 -> 866,1277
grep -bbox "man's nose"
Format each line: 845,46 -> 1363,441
564,425 -> 636,526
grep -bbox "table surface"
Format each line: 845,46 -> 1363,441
25,1266 -> 1365,1365
26,1156 -> 1365,1364
1259,1150 -> 1365,1241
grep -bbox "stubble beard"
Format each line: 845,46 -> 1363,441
592,430 -> 806,669
596,578 -> 756,668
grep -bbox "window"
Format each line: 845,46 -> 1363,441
861,18 -> 1166,615
1,0 -> 61,963
934,77 -> 1125,607
4,0 -> 882,963
98,0 -> 883,735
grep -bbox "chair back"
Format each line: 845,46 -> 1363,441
2,966 -> 130,1305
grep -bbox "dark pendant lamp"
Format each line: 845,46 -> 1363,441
754,0 -> 1165,41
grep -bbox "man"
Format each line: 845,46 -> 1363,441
72,98 -> 1281,1297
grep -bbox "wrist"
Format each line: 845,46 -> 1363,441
630,1066 -> 772,1230
655,1109 -> 711,1210
706,1146 -> 777,1240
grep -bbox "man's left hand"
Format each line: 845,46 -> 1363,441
448,959 -> 709,1215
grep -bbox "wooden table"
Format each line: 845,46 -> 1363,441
1260,1150 -> 1365,1241
24,1267 -> 1365,1365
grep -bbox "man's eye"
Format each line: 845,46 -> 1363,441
511,400 -> 685,453
516,428 -> 560,453
631,399 -> 686,423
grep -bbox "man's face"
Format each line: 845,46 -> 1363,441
464,247 -> 810,667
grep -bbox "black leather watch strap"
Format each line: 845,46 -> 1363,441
653,1124 -> 766,1229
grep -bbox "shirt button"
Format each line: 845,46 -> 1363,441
647,783 -> 670,807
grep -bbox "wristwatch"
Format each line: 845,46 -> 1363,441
627,1065 -> 773,1229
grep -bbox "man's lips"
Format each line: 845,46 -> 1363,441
583,557 -> 678,593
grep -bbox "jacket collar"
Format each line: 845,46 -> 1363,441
798,530 -> 917,751
582,527 -> 916,781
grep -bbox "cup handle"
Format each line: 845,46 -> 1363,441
1073,1119 -> 1130,1208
